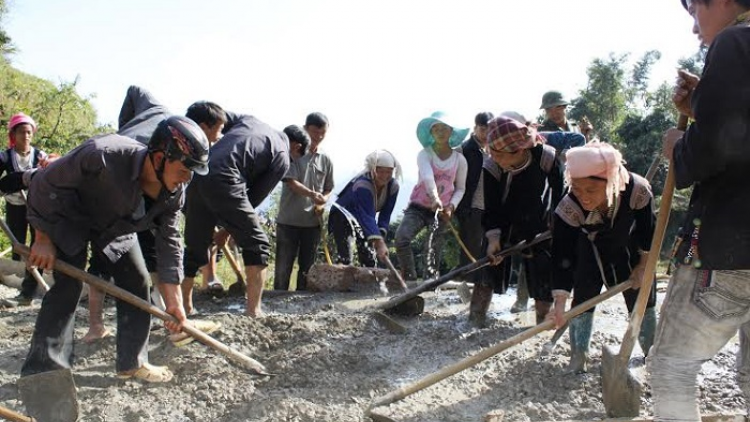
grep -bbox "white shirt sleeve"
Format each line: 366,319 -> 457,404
417,149 -> 440,204
449,153 -> 468,209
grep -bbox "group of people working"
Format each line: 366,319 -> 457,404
1,1 -> 749,419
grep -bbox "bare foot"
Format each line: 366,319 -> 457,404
244,309 -> 264,318
82,326 -> 112,343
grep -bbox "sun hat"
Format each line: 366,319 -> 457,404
416,111 -> 469,149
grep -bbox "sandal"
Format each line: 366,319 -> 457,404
202,278 -> 224,293
117,362 -> 173,383
168,320 -> 222,347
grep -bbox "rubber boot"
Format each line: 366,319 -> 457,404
510,260 -> 529,313
469,283 -> 494,327
639,307 -> 657,357
565,312 -> 594,374
534,300 -> 552,325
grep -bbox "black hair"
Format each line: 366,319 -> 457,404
284,124 -> 311,155
186,101 -> 227,128
474,111 -> 494,127
304,112 -> 329,128
687,0 -> 750,8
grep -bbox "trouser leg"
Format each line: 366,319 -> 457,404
21,249 -> 87,376
296,226 -> 321,291
103,243 -> 151,372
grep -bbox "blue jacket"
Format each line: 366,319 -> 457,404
336,174 -> 399,239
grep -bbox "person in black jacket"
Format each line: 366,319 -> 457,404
456,112 -> 492,275
548,142 -> 656,374
650,1 -> 750,419
1,113 -> 49,306
182,106 -> 291,317
469,116 -> 563,326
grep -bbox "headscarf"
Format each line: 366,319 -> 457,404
363,149 -> 402,181
564,142 -> 630,207
486,116 -> 539,153
7,113 -> 38,149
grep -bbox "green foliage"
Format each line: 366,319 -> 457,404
0,60 -> 112,155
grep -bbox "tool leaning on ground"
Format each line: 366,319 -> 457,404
367,279 -> 634,412
600,113 -> 687,418
0,218 -> 272,377
377,231 -> 551,313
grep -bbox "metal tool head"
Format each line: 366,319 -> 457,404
17,369 -> 79,422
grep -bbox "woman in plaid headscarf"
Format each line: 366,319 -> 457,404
469,116 -> 564,326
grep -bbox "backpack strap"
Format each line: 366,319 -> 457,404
539,144 -> 556,174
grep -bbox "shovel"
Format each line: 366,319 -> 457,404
600,114 -> 686,417
223,242 -> 248,297
368,280 -> 633,412
377,231 -> 551,313
0,219 -> 272,378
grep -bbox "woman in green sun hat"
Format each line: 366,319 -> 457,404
394,111 -> 469,281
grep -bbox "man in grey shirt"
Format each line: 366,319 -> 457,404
274,112 -> 334,291
23,116 -> 209,383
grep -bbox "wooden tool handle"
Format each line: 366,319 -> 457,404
617,114 -> 688,361
369,280 -> 633,410
0,219 -> 270,376
0,405 -> 36,422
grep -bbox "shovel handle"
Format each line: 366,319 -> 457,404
447,220 -> 477,263
0,405 -> 35,422
0,220 -> 270,376
222,242 -> 246,285
369,280 -> 633,410
616,114 -> 687,361
382,255 -> 408,291
378,231 -> 551,311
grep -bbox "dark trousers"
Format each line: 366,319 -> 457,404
456,208 -> 484,281
478,242 -> 554,302
572,270 -> 657,314
184,179 -> 270,278
274,223 -> 321,291
328,208 -> 377,268
21,242 -> 152,376
6,202 -> 37,298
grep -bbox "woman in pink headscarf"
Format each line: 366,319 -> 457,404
1,113 -> 48,306
547,142 -> 657,374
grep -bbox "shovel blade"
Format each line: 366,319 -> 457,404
17,369 -> 79,422
386,296 -> 424,317
227,280 -> 246,297
601,345 -> 641,418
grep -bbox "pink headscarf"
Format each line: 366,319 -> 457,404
7,113 -> 38,149
565,142 -> 630,207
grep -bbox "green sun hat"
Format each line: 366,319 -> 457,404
416,111 -> 470,149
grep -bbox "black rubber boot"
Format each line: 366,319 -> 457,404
565,312 -> 594,374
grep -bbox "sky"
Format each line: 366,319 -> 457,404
3,0 -> 699,215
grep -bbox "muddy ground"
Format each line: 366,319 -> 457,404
0,278 -> 744,422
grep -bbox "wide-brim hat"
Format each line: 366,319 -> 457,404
416,111 -> 470,149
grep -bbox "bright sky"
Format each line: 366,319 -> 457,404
5,0 -> 699,214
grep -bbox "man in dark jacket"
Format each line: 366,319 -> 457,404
182,106 -> 290,317
23,116 -> 210,382
456,112 -> 493,272
650,0 -> 750,420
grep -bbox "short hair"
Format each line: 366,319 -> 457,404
474,112 -> 494,127
186,101 -> 227,128
304,112 -> 329,128
284,124 -> 311,155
